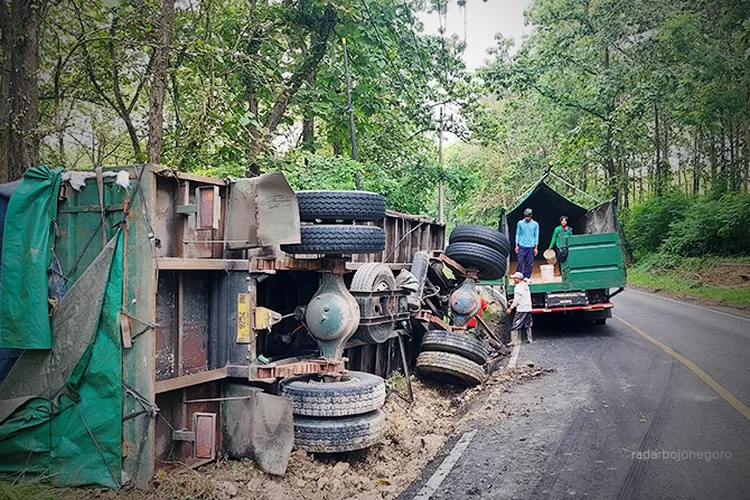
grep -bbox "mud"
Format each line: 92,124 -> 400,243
87,365 -> 546,500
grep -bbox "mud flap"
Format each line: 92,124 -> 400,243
582,309 -> 612,321
223,384 -> 294,476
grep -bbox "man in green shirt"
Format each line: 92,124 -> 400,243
549,215 -> 572,262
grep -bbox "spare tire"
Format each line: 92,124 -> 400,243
281,225 -> 386,255
416,351 -> 485,386
449,225 -> 510,256
350,263 -> 396,292
293,410 -> 386,453
421,330 -> 488,365
351,263 -> 398,344
445,242 -> 507,280
279,371 -> 386,417
297,190 -> 386,222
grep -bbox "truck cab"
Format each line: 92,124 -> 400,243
499,179 -> 626,323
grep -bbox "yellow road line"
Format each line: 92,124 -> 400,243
614,314 -> 750,422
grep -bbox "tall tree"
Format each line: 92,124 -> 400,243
1,0 -> 45,181
147,0 -> 175,164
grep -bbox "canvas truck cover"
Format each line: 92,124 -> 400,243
0,232 -> 124,488
0,167 -> 63,349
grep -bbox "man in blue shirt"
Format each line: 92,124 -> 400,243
515,208 -> 539,279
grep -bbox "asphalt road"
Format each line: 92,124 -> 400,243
402,290 -> 750,500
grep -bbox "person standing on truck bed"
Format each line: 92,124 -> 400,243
507,272 -> 533,345
515,208 -> 539,279
549,215 -> 572,263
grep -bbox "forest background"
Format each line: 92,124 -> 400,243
2,0 -> 749,305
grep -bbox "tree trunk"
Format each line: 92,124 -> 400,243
249,3 -> 336,165
708,133 -> 717,186
7,0 -> 42,181
744,121 -> 750,193
692,128 -> 700,195
621,160 -> 629,209
604,120 -> 619,202
661,111 -> 670,193
147,0 -> 176,164
0,0 -> 11,183
653,102 -> 662,196
106,17 -> 143,161
301,42 -> 317,152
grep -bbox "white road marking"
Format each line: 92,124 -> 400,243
508,344 -> 521,368
412,430 -> 478,500
626,288 -> 750,323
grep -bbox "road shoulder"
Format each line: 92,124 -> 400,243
627,285 -> 750,320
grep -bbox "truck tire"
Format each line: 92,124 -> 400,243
421,330 -> 488,365
293,409 -> 386,453
281,225 -> 385,255
279,371 -> 386,417
449,225 -> 510,257
296,190 -> 386,222
445,242 -> 507,280
350,263 -> 396,292
351,263 -> 399,343
416,351 -> 485,386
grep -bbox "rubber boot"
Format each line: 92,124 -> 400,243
526,327 -> 534,344
510,329 -> 520,347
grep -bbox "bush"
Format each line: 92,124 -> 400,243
625,192 -> 750,259
624,191 -> 690,258
662,193 -> 750,257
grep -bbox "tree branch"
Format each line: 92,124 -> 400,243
262,3 -> 337,136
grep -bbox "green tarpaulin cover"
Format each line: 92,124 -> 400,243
0,166 -> 63,349
0,231 -> 123,488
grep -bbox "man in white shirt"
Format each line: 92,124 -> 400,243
506,272 -> 533,346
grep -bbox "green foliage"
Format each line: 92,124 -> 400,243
35,0 -> 476,222
624,192 -> 691,258
662,194 -> 750,257
471,0 -> 750,208
625,192 -> 750,259
241,152 -> 471,217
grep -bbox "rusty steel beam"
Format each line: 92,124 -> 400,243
154,367 -> 229,394
436,252 -> 478,280
253,357 -> 347,379
157,257 -> 249,271
415,311 -> 453,332
251,256 -> 349,274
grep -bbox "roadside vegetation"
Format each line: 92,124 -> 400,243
623,192 -> 750,309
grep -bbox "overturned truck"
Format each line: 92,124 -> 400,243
0,165 -> 503,489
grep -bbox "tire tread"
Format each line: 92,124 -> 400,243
297,191 -> 386,221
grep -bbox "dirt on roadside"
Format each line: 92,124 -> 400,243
90,365 -> 549,500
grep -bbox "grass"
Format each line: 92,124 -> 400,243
628,255 -> 750,309
386,371 -> 410,394
0,478 -> 71,500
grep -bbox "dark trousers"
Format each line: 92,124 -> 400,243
511,311 -> 533,331
516,246 -> 534,278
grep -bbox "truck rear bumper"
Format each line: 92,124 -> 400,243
531,302 -> 614,314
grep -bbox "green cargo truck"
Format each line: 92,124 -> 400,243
499,178 -> 626,324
